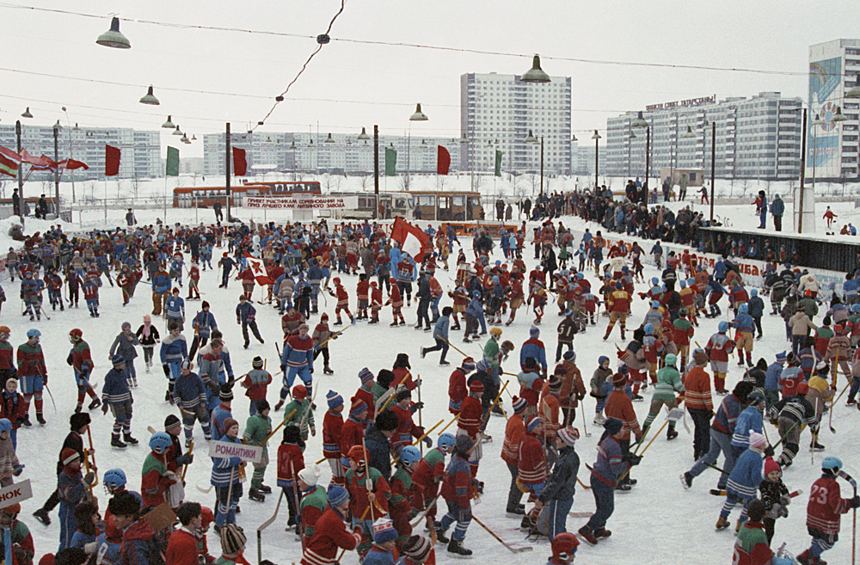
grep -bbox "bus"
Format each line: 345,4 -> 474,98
173,181 -> 321,208
409,191 -> 483,222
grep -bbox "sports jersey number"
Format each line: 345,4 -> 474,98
811,484 -> 828,505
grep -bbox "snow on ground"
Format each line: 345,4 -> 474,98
6,207 -> 860,564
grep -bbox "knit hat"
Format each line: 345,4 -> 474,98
749,431 -> 767,450
350,399 -> 368,417
548,375 -> 563,392
328,485 -> 350,507
529,325 -> 540,337
62,448 -> 80,466
775,351 -> 787,361
468,380 -> 484,393
558,426 -> 580,447
372,518 -> 397,545
219,385 -> 234,402
526,415 -> 543,433
764,457 -> 781,476
111,354 -> 125,368
612,372 -> 627,388
202,301 -> 210,309
292,384 -> 308,400
358,368 -> 374,384
455,435 -> 474,453
220,524 -> 246,555
563,350 -> 576,362
796,381 -> 809,395
603,417 -> 623,436
70,412 -> 91,431
475,359 -> 489,372
461,357 -> 476,372
297,464 -> 320,487
222,418 -> 239,435
298,323 -> 310,333
598,355 -> 609,366
664,353 -> 677,366
512,396 -> 528,414
693,349 -> 709,367
327,390 -> 344,410
396,388 -> 412,403
164,414 -> 181,432
252,356 -> 264,369
180,359 -> 193,372
402,535 -> 432,564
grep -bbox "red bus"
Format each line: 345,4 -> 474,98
173,181 -> 321,208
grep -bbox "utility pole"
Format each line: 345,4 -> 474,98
225,123 -> 231,222
373,125 -> 379,220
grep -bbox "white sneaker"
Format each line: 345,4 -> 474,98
593,414 -> 606,425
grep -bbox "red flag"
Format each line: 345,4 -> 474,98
437,145 -> 450,176
0,146 -> 21,164
232,147 -> 247,176
19,150 -> 53,168
62,159 -> 89,171
390,217 -> 431,262
105,145 -> 121,176
245,254 -> 273,286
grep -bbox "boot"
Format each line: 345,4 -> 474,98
21,415 -> 31,428
811,440 -> 825,451
123,433 -> 139,445
248,488 -> 266,502
36,413 -> 45,425
715,516 -> 730,530
667,427 -> 679,441
88,398 -> 101,410
323,365 -> 334,375
577,526 -> 598,545
680,472 -> 693,489
595,529 -> 612,540
111,436 -> 127,449
259,484 -> 272,494
434,523 -> 450,544
446,539 -> 472,557
33,508 -> 50,526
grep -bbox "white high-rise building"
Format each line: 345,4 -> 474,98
460,72 -> 572,176
808,39 -> 860,180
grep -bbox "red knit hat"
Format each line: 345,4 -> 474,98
764,457 -> 781,476
468,380 -> 484,393
62,448 -> 80,466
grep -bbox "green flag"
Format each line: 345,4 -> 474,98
494,149 -> 502,177
166,146 -> 179,177
385,147 -> 397,176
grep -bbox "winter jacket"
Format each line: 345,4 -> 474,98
119,519 -> 163,565
210,435 -> 243,487
711,393 -> 743,435
110,332 -> 139,361
591,435 -> 629,488
731,406 -> 763,449
726,448 -> 763,500
299,507 -> 360,565
539,445 -> 579,503
172,372 -> 206,409
364,424 -> 393,480
807,474 -> 852,535
102,368 -> 132,406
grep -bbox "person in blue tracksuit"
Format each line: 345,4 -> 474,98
716,431 -> 767,530
218,253 -> 236,288
190,302 -> 217,359
164,289 -> 185,331
210,417 -> 244,526
160,323 -> 188,402
730,391 -> 765,458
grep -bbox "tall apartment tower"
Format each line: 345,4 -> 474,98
808,39 -> 860,180
460,72 -> 572,177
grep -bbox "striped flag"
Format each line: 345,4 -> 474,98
0,146 -> 20,178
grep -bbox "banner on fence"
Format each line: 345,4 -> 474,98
245,197 -> 346,210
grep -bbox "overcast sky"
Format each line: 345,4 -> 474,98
1,0 -> 857,159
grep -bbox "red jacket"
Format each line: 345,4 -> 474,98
335,285 -> 349,308
322,410 -> 344,460
500,414 -> 525,466
356,280 -> 370,302
447,369 -> 467,415
517,432 -> 547,488
300,507 -> 360,565
807,475 -> 852,535
457,396 -> 482,439
339,416 -> 366,457
276,443 -> 305,485
165,527 -> 199,565
353,385 -> 375,420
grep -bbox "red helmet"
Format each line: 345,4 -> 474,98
333,277 -> 341,285
69,328 -> 83,339
551,532 -> 579,561
347,445 -> 366,463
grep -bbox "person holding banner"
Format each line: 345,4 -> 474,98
211,418 -> 244,528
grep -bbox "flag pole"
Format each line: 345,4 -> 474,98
226,123 -> 232,222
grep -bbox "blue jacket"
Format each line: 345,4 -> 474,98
731,406 -> 763,448
765,363 -> 783,392
712,393 -> 744,435
101,368 -> 131,406
363,547 -> 395,565
173,372 -> 206,409
465,297 -> 483,317
770,198 -> 785,217
236,301 -> 256,323
211,404 -> 233,441
591,435 -> 628,487
165,296 -> 185,320
152,272 -> 171,294
159,334 -> 188,365
726,448 -> 763,500
193,311 -> 217,338
733,313 -> 754,333
520,338 -> 548,372
210,435 -> 242,486
747,296 -> 764,318
433,316 -> 449,341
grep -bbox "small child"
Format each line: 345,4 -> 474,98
58,448 -> 94,551
716,431 -> 766,532
243,400 -> 272,503
240,357 -> 272,416
357,274 -> 370,320
758,457 -> 790,544
332,277 -> 355,326
313,314 -> 336,375
0,418 -> 23,487
276,425 -> 305,531
322,391 -> 345,487
135,315 -> 160,373
733,499 -> 773,565
69,500 -> 99,553
282,384 -> 315,441
217,523 -> 247,565
362,519 -> 398,565
369,281 -> 383,324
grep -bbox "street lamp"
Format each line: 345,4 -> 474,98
811,113 -> 824,190
704,120 -> 716,222
632,111 -> 650,191
139,85 -> 160,105
21,108 -> 33,119
521,55 -> 551,83
407,104 -> 428,190
357,127 -> 370,141
62,106 -> 77,203
162,116 -> 175,129
96,17 -> 131,49
525,130 -> 544,198
592,130 -> 601,190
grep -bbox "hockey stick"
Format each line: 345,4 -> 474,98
261,408 -> 297,446
580,402 -> 590,437
290,460 -> 305,551
257,490 -> 284,565
830,353 -> 838,434
471,514 -> 533,553
181,442 -> 194,482
43,381 -> 57,413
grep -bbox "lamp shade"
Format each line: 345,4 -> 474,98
521,54 -> 551,83
162,115 -> 175,129
847,77 -> 860,99
525,130 -> 537,143
139,85 -> 160,106
683,125 -> 696,138
172,125 -> 183,136
812,114 -> 825,128
357,127 -> 370,140
325,133 -> 335,143
96,17 -> 131,49
592,129 -> 601,140
632,111 -> 648,128
459,134 -> 469,144
832,106 -> 847,123
21,107 -> 33,119
410,103 -> 428,121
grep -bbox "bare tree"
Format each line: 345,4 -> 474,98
359,174 -> 372,192
131,174 -> 141,200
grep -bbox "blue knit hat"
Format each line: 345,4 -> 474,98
358,368 -> 374,384
775,351 -> 787,361
530,326 -> 540,337
111,354 -> 125,368
461,357 -> 476,372
350,399 -> 367,417
327,485 -> 349,507
327,390 -> 344,410
526,415 -> 543,433
372,518 -> 398,544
